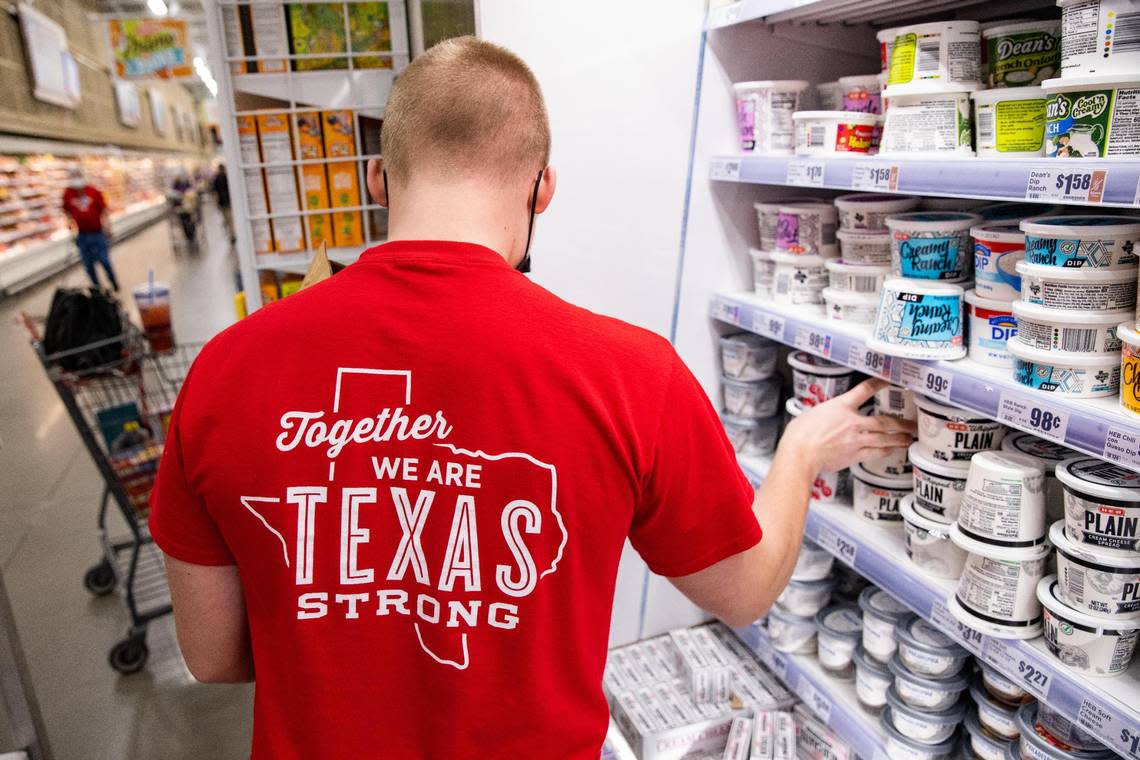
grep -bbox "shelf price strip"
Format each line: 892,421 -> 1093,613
847,342 -> 890,379
710,158 -> 742,181
793,325 -> 832,357
1026,167 -> 1107,204
786,161 -> 825,188
998,391 -> 1070,444
851,164 -> 899,193
1103,426 -> 1140,471
898,360 -> 953,402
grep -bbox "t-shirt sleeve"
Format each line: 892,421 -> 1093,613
629,355 -> 762,577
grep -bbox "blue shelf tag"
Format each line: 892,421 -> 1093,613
793,325 -> 832,357
787,161 -> 825,187
851,164 -> 898,193
998,391 -> 1070,443
1026,167 -> 1107,204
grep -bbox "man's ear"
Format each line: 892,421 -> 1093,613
535,165 -> 556,215
366,158 -> 387,208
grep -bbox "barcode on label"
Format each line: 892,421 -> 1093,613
977,110 -> 995,142
851,276 -> 878,292
1061,328 -> 1096,353
916,38 -> 941,72
807,125 -> 826,148
1114,12 -> 1140,52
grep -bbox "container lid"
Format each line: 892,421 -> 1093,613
785,397 -> 804,417
885,211 -> 984,231
733,80 -> 811,92
1043,73 -> 1140,92
971,86 -> 1047,104
1015,259 -> 1136,282
885,683 -> 966,724
1021,215 -> 1140,238
822,287 -> 879,306
815,603 -> 864,640
1006,336 -> 1121,367
1119,320 -> 1140,350
1001,432 -> 1077,468
838,74 -> 883,87
852,643 -> 890,676
720,413 -> 761,429
835,229 -> 892,242
1049,519 -> 1140,573
908,442 -> 971,478
982,19 -> 1059,37
748,247 -> 775,260
965,288 -> 1014,312
720,331 -> 774,348
132,282 -> 170,297
912,394 -> 991,422
788,350 -> 853,376
1055,457 -> 1140,503
1012,301 -> 1131,328
779,202 -> 838,216
793,110 -> 881,125
835,193 -> 919,209
767,603 -> 817,628
880,279 -> 966,303
858,586 -> 911,621
787,574 -> 838,591
888,650 -> 968,692
1038,575 -> 1140,632
851,461 -> 913,489
879,709 -> 958,755
895,614 -> 968,658
900,491 -> 955,531
721,374 -> 777,388
970,221 -> 1025,242
964,709 -> 1013,754
770,251 -> 828,267
949,521 -> 1053,561
825,259 -> 891,274
970,449 -> 1047,480
755,196 -> 821,211
1016,703 -> 1118,760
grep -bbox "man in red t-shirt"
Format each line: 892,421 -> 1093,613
61,168 -> 119,291
149,38 -> 911,758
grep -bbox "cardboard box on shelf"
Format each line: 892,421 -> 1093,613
256,113 -> 304,253
236,115 -> 274,254
295,112 -> 333,250
288,3 -> 347,70
349,2 -> 394,69
321,110 -> 364,248
221,6 -> 249,74
249,0 -> 289,73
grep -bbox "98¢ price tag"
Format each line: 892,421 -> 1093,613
847,343 -> 891,378
794,326 -> 832,357
787,161 -> 825,187
998,392 -> 1070,443
1026,167 -> 1107,204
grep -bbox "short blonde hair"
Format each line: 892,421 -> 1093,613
381,36 -> 551,183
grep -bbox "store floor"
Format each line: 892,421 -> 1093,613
0,202 -> 254,759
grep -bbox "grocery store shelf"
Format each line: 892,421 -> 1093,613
255,245 -> 371,273
709,154 -> 1140,208
706,0 -> 1055,28
733,623 -> 887,760
712,291 -> 1140,473
231,69 -> 400,114
736,455 -> 1140,760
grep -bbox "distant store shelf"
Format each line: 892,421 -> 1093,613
706,0 -> 1055,28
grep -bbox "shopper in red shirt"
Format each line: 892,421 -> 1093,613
61,168 -> 119,292
150,37 -> 912,759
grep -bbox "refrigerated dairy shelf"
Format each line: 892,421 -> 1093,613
706,0 -> 1055,28
735,455 -> 1140,760
711,291 -> 1140,474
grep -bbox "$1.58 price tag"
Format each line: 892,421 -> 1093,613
999,392 -> 1070,443
1026,167 -> 1107,204
851,164 -> 898,192
787,161 -> 825,187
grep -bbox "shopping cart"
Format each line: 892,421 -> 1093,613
21,313 -> 201,674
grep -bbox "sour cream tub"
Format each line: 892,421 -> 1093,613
777,203 -> 838,255
786,399 -> 852,503
1036,702 -> 1108,753
772,252 -> 828,305
915,394 -> 1007,464
776,575 -> 836,617
755,196 -> 821,249
720,331 -> 779,380
869,279 -> 966,360
859,586 -> 912,662
965,710 -> 1015,760
967,289 -> 1018,367
881,91 -> 975,155
902,494 -> 969,578
910,444 -> 969,522
1008,339 -> 1121,399
887,212 -> 980,281
722,376 -> 780,417
1059,1 -> 1140,79
1043,75 -> 1140,158
886,21 -> 983,94
972,222 -> 1025,301
895,614 -> 970,677
1057,457 -> 1140,557
973,87 -> 1049,156
750,247 -> 777,297
734,80 -> 810,154
823,287 -> 879,325
792,538 -> 836,582
880,710 -> 958,760
1014,303 -> 1127,357
1121,320 -> 1140,417
826,259 -> 890,293
1051,520 -> 1140,617
980,663 -> 1032,705
888,651 -> 968,711
1022,216 -> 1140,270
837,230 -> 892,265
1016,260 -> 1137,311
789,351 -> 856,407
970,678 -> 1022,741
950,524 -> 1051,639
721,413 -> 780,458
1018,703 -> 1118,760
767,604 -> 818,654
876,385 -> 916,421
984,21 -> 1061,87
1002,432 -> 1078,524
958,450 -> 1048,549
885,684 -> 965,744
815,604 -> 863,677
794,111 -> 880,156
854,644 -> 892,711
1039,575 -> 1140,676
835,194 -> 919,232
852,462 -> 913,523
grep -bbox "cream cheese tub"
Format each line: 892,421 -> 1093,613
794,111 -> 879,156
880,91 -> 975,155
777,203 -> 838,256
1016,260 -> 1137,311
895,614 -> 970,677
972,222 -> 1025,301
869,279 -> 966,360
776,576 -> 836,618
720,331 -> 779,380
886,21 -> 982,94
1018,703 -> 1118,760
1008,339 -> 1121,399
1036,702 -> 1108,753
786,399 -> 852,503
879,711 -> 958,760
826,259 -> 890,293
836,230 -> 892,265
1121,320 -> 1140,417
792,537 -> 836,581
823,287 -> 879,325
839,74 -> 883,114
984,21 -> 1062,87
1039,575 -> 1140,676
815,604 -> 863,678
1013,303 -> 1127,356
789,351 -> 856,407
1059,0 -> 1140,79
973,87 -> 1048,156
1043,75 -> 1140,157
966,710 -> 1015,760
876,384 -> 916,421
950,524 -> 1051,638
756,196 -> 821,249
957,450 -> 1048,549
888,651 -> 968,711
901,494 -> 968,578
722,413 -> 781,458
750,248 -> 776,298
1051,519 -> 1140,616
980,663 -> 1032,705
772,252 -> 828,306
967,289 -> 1018,367
1002,432 -> 1079,523
734,80 -> 810,154
886,212 -> 980,281
884,684 -> 965,744
852,462 -> 913,523
970,679 -> 1021,741
910,443 -> 970,521
1022,216 -> 1140,270
722,376 -> 780,417
854,644 -> 892,711
767,605 -> 817,654
1057,457 -> 1140,557
915,395 -> 1007,464
835,194 -> 919,232
859,586 -> 912,662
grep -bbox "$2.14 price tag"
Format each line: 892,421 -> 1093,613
998,392 -> 1070,443
1026,167 -> 1107,204
929,600 -> 984,655
851,164 -> 898,192
787,161 -> 825,188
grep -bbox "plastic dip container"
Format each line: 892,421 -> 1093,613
970,678 -> 1021,740
1059,1 -> 1140,79
1017,702 -> 1118,760
826,259 -> 890,293
972,222 -> 1026,301
854,644 -> 892,710
722,376 -> 780,417
1016,260 -> 1137,311
852,463 -> 912,523
777,203 -> 838,255
755,196 -> 822,249
966,709 -> 1015,760
859,586 -> 912,662
910,444 -> 970,522
734,80 -> 810,154
1002,432 -> 1078,523
915,394 -> 1007,464
901,493 -> 969,578
878,28 -> 898,73
1008,339 -> 1121,399
1057,457 -> 1140,557
1036,701 -> 1108,753
1039,575 -> 1140,676
1121,320 -> 1140,416
835,194 -> 919,232
895,614 -> 970,677
815,604 -> 863,677
888,651 -> 968,711
1013,302 -> 1126,355
772,252 -> 828,305
876,385 -> 916,421
886,212 -> 980,281
886,21 -> 982,94
973,87 -> 1048,156
817,80 -> 843,110
869,279 -> 966,359
776,575 -> 836,617
837,230 -> 892,265
885,684 -> 965,744
839,74 -> 884,114
789,351 -> 856,407
750,247 -> 777,297
980,663 -> 1031,705
794,111 -> 880,156
1022,216 -> 1140,269
721,413 -> 780,458
881,91 -> 975,155
950,524 -> 1051,639
792,537 -> 836,581
1051,519 -> 1140,617
786,399 -> 852,504
1044,76 -> 1140,157
958,450 -> 1048,548
823,287 -> 879,325
720,332 -> 779,380
879,710 -> 958,760
767,605 -> 817,654
984,21 -> 1062,87
967,289 -> 1018,366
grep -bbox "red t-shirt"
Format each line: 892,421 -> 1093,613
149,240 -> 760,759
61,186 -> 106,233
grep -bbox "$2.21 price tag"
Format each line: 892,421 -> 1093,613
1026,167 -> 1107,204
998,392 -> 1070,443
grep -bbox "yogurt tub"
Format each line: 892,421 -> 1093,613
957,450 -> 1048,549
722,376 -> 781,417
970,678 -> 1022,741
880,710 -> 958,760
973,87 -> 1048,156
836,230 -> 892,265
972,222 -> 1025,301
794,111 -> 880,156
983,21 -> 1061,87
1038,575 -> 1140,677
869,279 -> 966,360
776,575 -> 836,617
965,710 -> 1015,760
880,91 -> 975,155
886,212 -> 980,281
895,614 -> 970,677
839,74 -> 884,114
980,663 -> 1032,705
886,21 -> 983,94
967,289 -> 1018,367
817,80 -> 843,111
750,248 -> 777,297
1036,702 -> 1108,753
1057,457 -> 1140,557
1043,75 -> 1140,158
789,351 -> 856,407
854,644 -> 893,711
1059,1 -> 1140,78
767,604 -> 818,654
720,331 -> 779,380
786,399 -> 852,503
915,394 -> 1007,464
835,194 -> 919,232
1016,260 -> 1137,311
755,196 -> 821,249
826,259 -> 890,293
734,80 -> 810,154
777,203 -> 838,255
909,442 -> 970,521
772,252 -> 828,305
792,537 -> 836,581
1120,320 -> 1140,417
888,651 -> 968,711
901,493 -> 969,579
1017,703 -> 1118,760
859,586 -> 912,662
1008,339 -> 1121,399
876,384 -> 916,421
1013,303 -> 1126,356
721,413 -> 781,458
823,287 -> 879,325
1050,520 -> 1140,617
1021,216 -> 1140,270
852,462 -> 912,523
885,684 -> 965,744
815,604 -> 864,677
949,524 -> 1051,639
1002,432 -> 1078,523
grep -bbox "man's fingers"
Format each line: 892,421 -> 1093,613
839,378 -> 887,409
860,416 -> 917,435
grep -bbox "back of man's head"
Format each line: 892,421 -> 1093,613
381,36 -> 550,185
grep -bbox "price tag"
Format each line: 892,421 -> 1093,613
998,392 -> 1070,443
847,342 -> 891,378
709,1 -> 743,27
851,164 -> 899,192
817,524 -> 858,566
796,674 -> 832,723
768,649 -> 788,680
1091,703 -> 1140,760
899,360 -> 953,402
793,326 -> 832,357
930,600 -> 984,655
712,300 -> 741,325
752,312 -> 785,342
786,161 -> 825,188
1026,167 -> 1107,204
1103,426 -> 1140,473
710,158 -> 741,181
984,639 -> 1052,700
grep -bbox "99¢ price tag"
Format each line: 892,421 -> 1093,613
794,326 -> 832,357
900,361 -> 953,402
847,343 -> 891,378
787,161 -> 825,187
999,392 -> 1070,443
1026,167 -> 1107,204
851,164 -> 898,192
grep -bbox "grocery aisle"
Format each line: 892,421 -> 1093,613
0,202 -> 252,759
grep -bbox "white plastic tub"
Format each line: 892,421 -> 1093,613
815,604 -> 863,677
734,80 -> 810,154
767,605 -> 818,654
794,111 -> 880,156
776,203 -> 838,256
792,538 -> 836,581
854,644 -> 892,711
720,331 -> 779,380
886,21 -> 983,94
1051,520 -> 1140,617
1013,302 -> 1126,355
1016,259 -> 1137,311
825,259 -> 890,293
1008,339 -> 1121,399
817,80 -> 842,110
980,663 -> 1031,705
973,87 -> 1049,156
901,493 -> 968,578
875,385 -> 916,421
909,443 -> 970,521
1002,432 -> 1078,524
755,196 -> 821,249
852,463 -> 912,523
1039,575 -> 1140,676
839,74 -> 884,114
776,575 -> 835,618
1059,1 -> 1140,78
880,711 -> 957,760
823,287 -> 879,325
1017,703 -> 1117,760
958,450 -> 1048,548
1022,216 -> 1140,270
835,194 -> 919,232
915,394 -> 1007,464
789,351 -> 855,407
869,278 -> 966,360
888,651 -> 968,711
772,252 -> 828,306
721,413 -> 781,458
1044,76 -> 1140,157
965,710 -> 1015,760
949,524 -> 1051,639
970,678 -> 1021,741
860,425 -> 912,478
967,289 -> 1018,367
983,20 -> 1061,87
722,376 -> 780,417
880,91 -> 975,155
1036,701 -> 1109,753
884,684 -> 965,744
886,212 -> 980,281
1057,456 -> 1140,558
836,230 -> 892,265
1121,320 -> 1140,417
750,247 -> 777,297
859,586 -> 912,662
894,614 -> 970,677
972,222 -> 1025,301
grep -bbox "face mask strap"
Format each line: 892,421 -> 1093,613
517,169 -> 544,274
382,169 -> 390,209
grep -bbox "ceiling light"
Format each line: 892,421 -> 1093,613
146,0 -> 168,16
